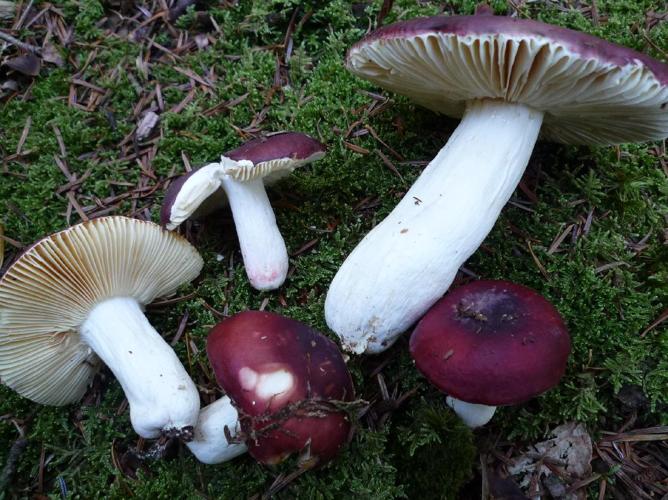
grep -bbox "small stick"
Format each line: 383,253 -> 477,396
0,30 -> 41,54
0,437 -> 28,493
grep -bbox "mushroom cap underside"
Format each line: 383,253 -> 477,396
0,216 -> 203,406
347,15 -> 668,144
160,132 -> 326,228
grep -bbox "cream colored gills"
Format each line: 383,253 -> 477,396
81,297 -> 200,439
326,100 -> 543,354
0,217 -> 204,440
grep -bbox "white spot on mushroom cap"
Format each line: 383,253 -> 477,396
237,366 -> 295,401
239,366 -> 259,391
257,370 -> 294,399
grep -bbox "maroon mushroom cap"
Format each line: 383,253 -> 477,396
160,132 -> 327,229
346,13 -> 668,144
207,311 -> 354,466
409,280 -> 571,406
225,132 -> 327,165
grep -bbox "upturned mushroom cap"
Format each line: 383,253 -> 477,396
207,311 -> 354,465
347,14 -> 668,144
0,216 -> 203,406
409,280 -> 570,406
161,132 -> 326,229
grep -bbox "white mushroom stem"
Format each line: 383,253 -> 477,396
80,297 -> 200,439
446,396 -> 497,429
220,175 -> 289,291
186,396 -> 247,464
325,100 -> 544,354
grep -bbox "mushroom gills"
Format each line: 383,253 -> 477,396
326,99 -> 544,354
80,297 -> 200,439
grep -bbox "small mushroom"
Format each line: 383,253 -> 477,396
186,395 -> 247,464
161,132 -> 326,291
326,9 -> 668,354
409,280 -> 571,428
0,216 -> 203,440
206,311 -> 355,466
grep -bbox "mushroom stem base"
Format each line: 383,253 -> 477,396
186,396 -> 247,464
446,396 -> 496,428
326,99 -> 544,354
80,297 -> 200,439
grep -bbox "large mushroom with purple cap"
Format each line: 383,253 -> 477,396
161,132 -> 326,291
410,280 -> 571,428
325,8 -> 668,354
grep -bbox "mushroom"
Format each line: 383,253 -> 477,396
0,216 -> 203,440
409,280 -> 571,428
206,311 -> 355,466
186,395 -> 248,464
325,9 -> 668,354
161,132 -> 327,291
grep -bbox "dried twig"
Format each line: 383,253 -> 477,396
0,30 -> 41,54
0,437 -> 28,493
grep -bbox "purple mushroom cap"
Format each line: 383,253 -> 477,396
226,132 -> 327,164
410,280 -> 571,406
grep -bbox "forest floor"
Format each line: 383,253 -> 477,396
0,0 -> 666,498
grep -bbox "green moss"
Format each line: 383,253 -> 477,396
1,0 -> 667,497
391,400 -> 476,499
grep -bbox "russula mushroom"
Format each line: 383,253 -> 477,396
186,395 -> 248,464
325,9 -> 668,354
206,311 -> 355,466
0,216 -> 203,440
410,280 -> 571,428
161,132 -> 327,291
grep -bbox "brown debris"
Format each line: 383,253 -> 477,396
3,53 -> 41,76
136,110 -> 160,141
0,416 -> 30,494
595,426 -> 668,499
15,116 -> 31,155
376,0 -> 395,26
640,308 -> 668,337
526,240 -> 549,280
547,223 -> 575,255
375,149 -> 403,181
507,422 -> 593,499
291,238 -> 319,257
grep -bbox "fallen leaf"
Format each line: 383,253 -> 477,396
4,54 -> 41,76
507,422 -> 593,499
136,111 -> 159,140
41,43 -> 65,67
